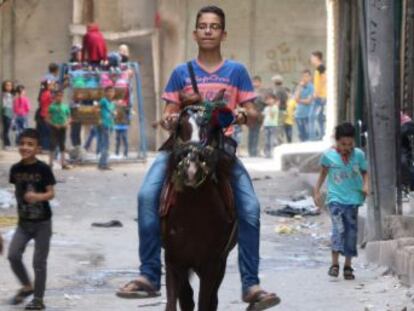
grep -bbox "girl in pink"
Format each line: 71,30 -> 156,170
13,85 -> 31,138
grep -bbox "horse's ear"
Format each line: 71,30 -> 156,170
213,89 -> 226,101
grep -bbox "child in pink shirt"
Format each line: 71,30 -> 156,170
13,85 -> 31,137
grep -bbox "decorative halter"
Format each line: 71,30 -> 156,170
171,100 -> 235,191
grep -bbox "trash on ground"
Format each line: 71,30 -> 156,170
91,220 -> 123,228
265,196 -> 320,217
0,188 -> 15,209
275,224 -> 297,235
0,216 -> 18,227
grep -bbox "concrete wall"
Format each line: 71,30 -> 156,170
0,0 -> 158,151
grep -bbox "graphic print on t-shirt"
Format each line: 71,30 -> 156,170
9,161 -> 56,222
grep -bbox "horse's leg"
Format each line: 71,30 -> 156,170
165,263 -> 179,311
197,260 -> 227,311
178,272 -> 195,311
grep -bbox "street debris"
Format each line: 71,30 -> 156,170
91,220 -> 123,228
0,188 -> 15,209
274,224 -> 297,235
265,196 -> 320,217
0,216 -> 18,227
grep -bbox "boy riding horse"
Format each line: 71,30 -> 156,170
117,5 -> 280,310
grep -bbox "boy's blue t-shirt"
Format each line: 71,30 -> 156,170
295,83 -> 314,119
99,97 -> 115,129
321,147 -> 368,205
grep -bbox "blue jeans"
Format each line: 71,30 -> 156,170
115,129 -> 128,156
264,126 -> 277,158
70,122 -> 82,147
296,117 -> 309,142
248,124 -> 261,157
328,203 -> 359,257
84,126 -> 101,154
98,127 -> 110,168
14,116 -> 27,143
138,152 -> 260,294
284,124 -> 293,143
38,118 -> 50,151
308,98 -> 326,141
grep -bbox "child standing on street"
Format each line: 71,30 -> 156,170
98,86 -> 116,170
284,92 -> 297,143
47,90 -> 71,169
13,85 -> 31,140
8,128 -> 56,310
2,80 -> 15,148
262,93 -> 279,158
313,122 -> 369,280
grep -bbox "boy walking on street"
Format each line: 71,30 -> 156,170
314,122 -> 369,280
47,90 -> 71,169
8,129 -> 56,310
98,86 -> 116,170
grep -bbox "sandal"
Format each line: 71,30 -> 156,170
25,298 -> 45,310
116,277 -> 161,299
10,288 -> 34,305
328,264 -> 340,277
343,266 -> 355,280
243,287 -> 281,311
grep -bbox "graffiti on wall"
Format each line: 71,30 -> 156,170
266,42 -> 310,75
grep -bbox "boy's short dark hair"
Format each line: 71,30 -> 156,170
253,75 -> 262,81
55,89 -> 64,96
312,51 -> 323,60
17,128 -> 40,145
48,63 -> 59,74
335,122 -> 356,140
196,5 -> 226,30
104,86 -> 115,91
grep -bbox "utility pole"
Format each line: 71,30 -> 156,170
363,0 -> 398,239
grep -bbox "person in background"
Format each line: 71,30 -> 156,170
248,76 -> 265,157
98,86 -> 116,170
309,51 -> 327,141
314,122 -> 369,281
118,44 -> 130,63
114,102 -> 129,159
294,70 -> 314,142
1,80 -> 14,148
47,90 -> 71,170
70,92 -> 83,151
13,85 -> 31,141
284,90 -> 297,143
70,44 -> 82,64
8,128 -> 56,310
37,80 -> 55,151
82,23 -> 108,66
42,63 -> 60,85
271,74 -> 288,111
262,92 -> 279,158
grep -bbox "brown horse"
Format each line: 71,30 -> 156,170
161,102 -> 237,311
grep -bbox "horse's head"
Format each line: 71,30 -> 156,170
170,94 -> 234,190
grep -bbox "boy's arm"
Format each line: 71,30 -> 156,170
362,171 -> 369,197
300,94 -> 313,105
24,185 -> 55,204
313,166 -> 329,209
